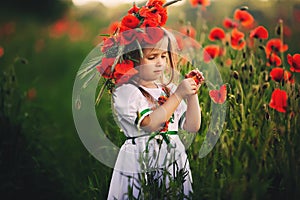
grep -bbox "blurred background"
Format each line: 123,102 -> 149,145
1,0 -> 300,199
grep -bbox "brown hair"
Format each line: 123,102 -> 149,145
124,28 -> 179,104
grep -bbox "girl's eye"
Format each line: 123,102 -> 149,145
147,56 -> 155,60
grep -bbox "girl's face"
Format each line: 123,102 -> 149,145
137,37 -> 169,83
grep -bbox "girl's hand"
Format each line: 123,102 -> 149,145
185,69 -> 205,85
175,78 -> 199,99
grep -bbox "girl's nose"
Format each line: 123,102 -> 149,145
156,57 -> 165,67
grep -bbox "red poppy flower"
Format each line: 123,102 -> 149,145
158,95 -> 168,105
157,6 -> 168,26
155,5 -> 168,26
27,88 -> 37,101
234,9 -> 254,28
139,5 -> 167,27
209,84 -> 227,104
141,19 -> 159,28
96,57 -> 115,79
101,38 -> 115,52
119,29 -> 140,45
284,70 -> 295,83
147,0 -> 166,7
209,27 -> 225,41
283,25 -> 292,38
287,53 -> 300,72
270,67 -> 284,82
185,70 -> 205,85
179,25 -> 197,39
108,21 -> 120,34
128,3 -> 140,14
140,27 -> 165,45
266,54 -> 282,67
0,46 -> 4,58
223,18 -> 238,29
270,67 -> 294,83
265,38 -> 288,56
250,26 -> 268,40
190,0 -> 210,8
269,89 -> 288,113
113,60 -> 138,85
120,14 -> 140,32
203,45 -> 220,62
230,28 -> 246,50
50,19 -> 69,38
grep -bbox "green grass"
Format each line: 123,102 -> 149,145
1,1 -> 300,200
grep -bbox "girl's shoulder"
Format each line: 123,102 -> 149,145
113,83 -> 143,99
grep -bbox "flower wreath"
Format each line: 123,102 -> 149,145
94,0 -> 183,104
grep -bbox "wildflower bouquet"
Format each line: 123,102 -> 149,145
78,0 -> 185,105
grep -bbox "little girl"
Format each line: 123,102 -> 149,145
107,28 -> 204,199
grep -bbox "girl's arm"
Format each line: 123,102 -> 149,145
140,78 -> 197,132
183,93 -> 201,133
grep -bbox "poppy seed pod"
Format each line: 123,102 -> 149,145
275,24 -> 282,36
232,70 -> 239,80
228,94 -> 236,100
262,103 -> 268,111
265,112 -> 270,120
241,64 -> 248,71
252,85 -> 259,93
239,6 -> 249,11
20,58 -> 28,64
262,82 -> 270,90
249,64 -> 253,72
243,51 -> 246,59
236,92 -> 242,104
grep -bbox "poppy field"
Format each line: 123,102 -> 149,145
1,0 -> 300,199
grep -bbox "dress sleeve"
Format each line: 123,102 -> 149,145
113,84 -> 153,130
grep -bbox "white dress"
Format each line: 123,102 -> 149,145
107,83 -> 193,199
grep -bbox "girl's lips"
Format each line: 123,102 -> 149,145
154,70 -> 162,73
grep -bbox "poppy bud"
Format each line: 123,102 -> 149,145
229,94 -> 236,100
264,72 -> 270,82
262,103 -> 267,111
20,58 -> 28,64
262,82 -> 270,90
240,6 -> 249,11
232,70 -> 239,80
289,111 -> 295,119
275,25 -> 282,36
258,45 -> 265,51
265,112 -> 270,120
252,85 -> 259,93
236,92 -> 241,104
241,64 -> 247,72
249,64 -> 253,73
